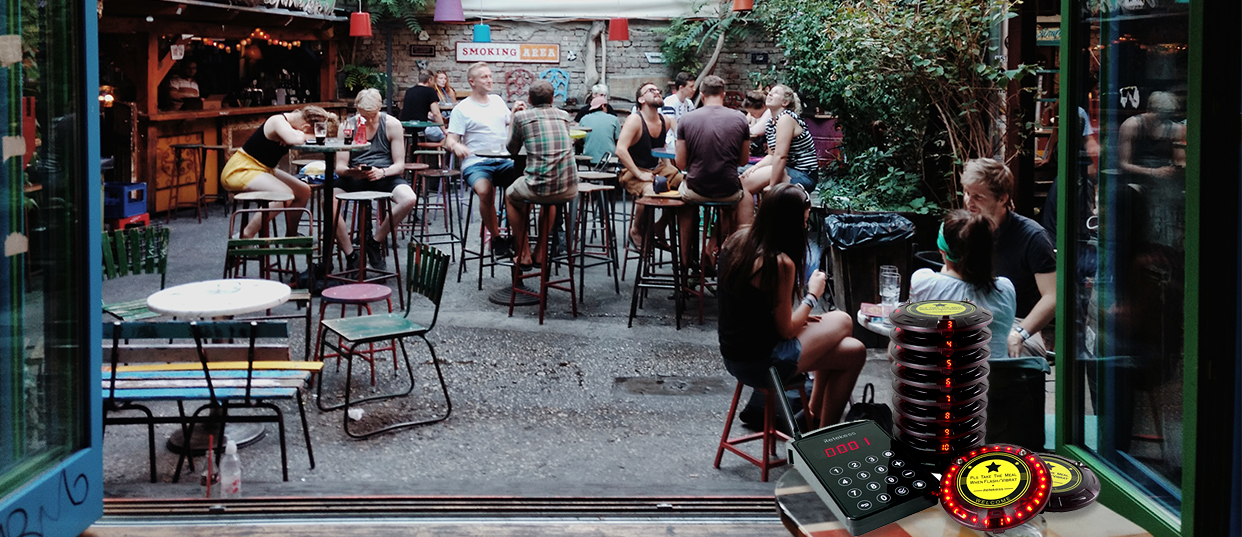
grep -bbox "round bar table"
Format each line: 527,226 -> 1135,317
288,141 -> 370,287
147,278 -> 291,454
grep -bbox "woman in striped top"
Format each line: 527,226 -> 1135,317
741,85 -> 819,199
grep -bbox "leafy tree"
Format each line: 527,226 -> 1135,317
658,0 -> 762,87
756,0 -> 1033,211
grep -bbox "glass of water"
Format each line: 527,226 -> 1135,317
879,265 -> 900,318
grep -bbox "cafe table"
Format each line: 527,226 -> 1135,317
775,469 -> 1152,537
651,146 -> 676,160
288,141 -> 370,283
146,278 -> 292,453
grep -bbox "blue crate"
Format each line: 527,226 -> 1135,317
104,182 -> 148,219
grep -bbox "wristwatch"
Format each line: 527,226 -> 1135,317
1013,326 -> 1031,341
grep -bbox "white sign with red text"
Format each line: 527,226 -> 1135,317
456,42 -> 560,64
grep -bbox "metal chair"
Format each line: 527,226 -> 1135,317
314,241 -> 452,438
102,226 -> 171,321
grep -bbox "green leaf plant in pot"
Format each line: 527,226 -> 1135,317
341,64 -> 387,97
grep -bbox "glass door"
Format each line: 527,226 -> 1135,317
0,0 -> 103,533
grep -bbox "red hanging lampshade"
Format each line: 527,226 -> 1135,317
732,0 -> 754,11
608,18 -> 630,41
350,11 -> 372,37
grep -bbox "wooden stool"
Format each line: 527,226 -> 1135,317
509,201 -> 577,324
573,183 -> 620,301
396,162 -> 429,238
575,154 -> 594,170
231,191 -> 295,237
330,191 -> 405,309
683,199 -> 738,324
627,196 -> 685,329
167,143 -> 205,223
314,283 -> 395,387
715,378 -> 807,482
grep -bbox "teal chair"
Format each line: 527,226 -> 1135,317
314,241 -> 452,438
102,227 -> 170,321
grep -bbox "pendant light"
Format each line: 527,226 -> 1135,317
608,18 -> 629,41
434,0 -> 465,22
350,1 -> 372,37
732,0 -> 754,11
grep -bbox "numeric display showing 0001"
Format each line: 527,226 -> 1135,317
824,438 -> 870,457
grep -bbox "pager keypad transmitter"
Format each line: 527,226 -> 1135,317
789,420 -> 940,536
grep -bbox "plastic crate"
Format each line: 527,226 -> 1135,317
104,182 -> 147,219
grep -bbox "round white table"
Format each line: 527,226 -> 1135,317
147,279 -> 291,319
147,278 -> 291,454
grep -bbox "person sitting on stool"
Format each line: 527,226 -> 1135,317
501,80 -> 579,270
333,88 -> 416,271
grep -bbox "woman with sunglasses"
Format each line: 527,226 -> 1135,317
717,183 -> 865,428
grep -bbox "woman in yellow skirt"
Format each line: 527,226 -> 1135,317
221,105 -> 329,238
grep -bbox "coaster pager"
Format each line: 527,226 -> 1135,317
769,368 -> 940,536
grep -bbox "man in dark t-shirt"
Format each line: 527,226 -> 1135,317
674,75 -> 751,267
399,70 -> 446,141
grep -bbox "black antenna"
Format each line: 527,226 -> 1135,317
768,366 -> 802,441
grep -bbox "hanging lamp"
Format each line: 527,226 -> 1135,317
608,18 -> 629,41
350,1 -> 372,37
434,0 -> 465,22
732,0 -> 754,11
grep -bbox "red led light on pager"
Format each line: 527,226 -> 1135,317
939,444 -> 1051,533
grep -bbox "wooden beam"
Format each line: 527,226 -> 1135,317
104,343 -> 291,364
99,16 -> 334,40
321,38 -> 338,102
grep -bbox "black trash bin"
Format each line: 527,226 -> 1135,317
824,213 -> 916,346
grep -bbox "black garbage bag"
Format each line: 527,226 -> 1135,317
825,213 -> 916,250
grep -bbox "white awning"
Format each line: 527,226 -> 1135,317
456,0 -> 718,20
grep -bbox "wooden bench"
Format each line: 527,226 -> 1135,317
103,320 -> 321,483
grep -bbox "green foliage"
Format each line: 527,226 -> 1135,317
342,64 -> 387,95
746,66 -> 784,91
822,147 -> 932,213
756,0 -> 1034,211
657,0 -> 762,77
367,0 -> 427,33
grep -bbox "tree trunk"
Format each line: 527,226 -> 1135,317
584,21 -> 604,97
694,22 -> 729,105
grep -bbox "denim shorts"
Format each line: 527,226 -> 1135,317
786,167 -> 817,190
724,338 -> 803,390
463,159 -> 516,189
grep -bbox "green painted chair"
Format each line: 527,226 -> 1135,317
223,234 -> 315,360
314,241 -> 452,438
101,227 -> 171,321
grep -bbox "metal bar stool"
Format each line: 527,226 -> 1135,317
414,167 -> 463,257
395,162 -> 429,238
314,283 -> 396,387
168,143 -> 205,223
714,377 -> 808,482
573,183 -> 620,301
230,191 -> 295,238
330,190 -> 405,309
683,199 -> 738,324
627,196 -> 685,329
509,201 -> 577,324
457,182 -> 507,290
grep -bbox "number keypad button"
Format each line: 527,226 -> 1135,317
847,488 -> 862,498
829,467 -> 844,475
847,461 -> 862,469
865,455 -> 879,464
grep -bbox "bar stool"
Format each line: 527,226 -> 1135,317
627,196 -> 685,329
414,168 -> 463,255
683,199 -> 738,324
509,201 -> 577,324
314,283 -> 395,387
574,155 -> 594,171
573,183 -> 620,301
395,162 -> 429,238
330,191 -> 405,309
230,191 -> 295,238
167,143 -> 205,223
714,377 -> 808,482
457,184 -> 506,290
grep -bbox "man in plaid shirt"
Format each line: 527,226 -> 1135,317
503,80 -> 579,269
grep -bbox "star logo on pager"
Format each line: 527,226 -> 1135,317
986,462 -> 1001,473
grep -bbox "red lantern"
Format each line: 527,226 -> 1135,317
608,18 -> 629,41
350,12 -> 372,37
732,0 -> 754,11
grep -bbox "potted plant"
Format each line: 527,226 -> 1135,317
340,64 -> 387,98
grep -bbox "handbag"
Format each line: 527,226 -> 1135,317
843,383 -> 894,435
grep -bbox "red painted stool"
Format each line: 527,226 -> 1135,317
714,378 -> 808,482
314,283 -> 395,386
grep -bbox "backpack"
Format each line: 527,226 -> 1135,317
843,383 -> 894,436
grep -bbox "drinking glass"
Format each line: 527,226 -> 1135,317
879,266 -> 900,318
313,121 -> 327,144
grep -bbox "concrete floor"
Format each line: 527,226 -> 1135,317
100,200 -> 913,502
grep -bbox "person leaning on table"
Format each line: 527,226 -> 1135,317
220,105 -> 327,239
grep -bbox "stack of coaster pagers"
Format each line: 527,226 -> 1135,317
887,300 -> 993,470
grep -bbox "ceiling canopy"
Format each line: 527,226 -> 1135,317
453,0 -> 718,20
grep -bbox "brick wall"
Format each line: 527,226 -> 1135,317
348,19 -> 783,106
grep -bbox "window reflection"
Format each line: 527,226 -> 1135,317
1072,0 -> 1188,516
0,0 -> 87,496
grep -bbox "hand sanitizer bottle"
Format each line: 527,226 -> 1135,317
218,439 -> 242,498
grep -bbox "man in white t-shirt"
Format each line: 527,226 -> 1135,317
661,71 -> 696,120
446,62 -> 525,257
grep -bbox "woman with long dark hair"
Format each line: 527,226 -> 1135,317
717,183 -> 865,428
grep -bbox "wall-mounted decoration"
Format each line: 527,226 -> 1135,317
456,42 -> 561,64
644,52 -> 665,64
410,45 -> 436,57
751,52 -> 769,64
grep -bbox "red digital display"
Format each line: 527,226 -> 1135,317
823,438 -> 870,457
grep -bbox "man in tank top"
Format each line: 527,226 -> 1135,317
615,81 -> 684,249
333,88 -> 415,271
